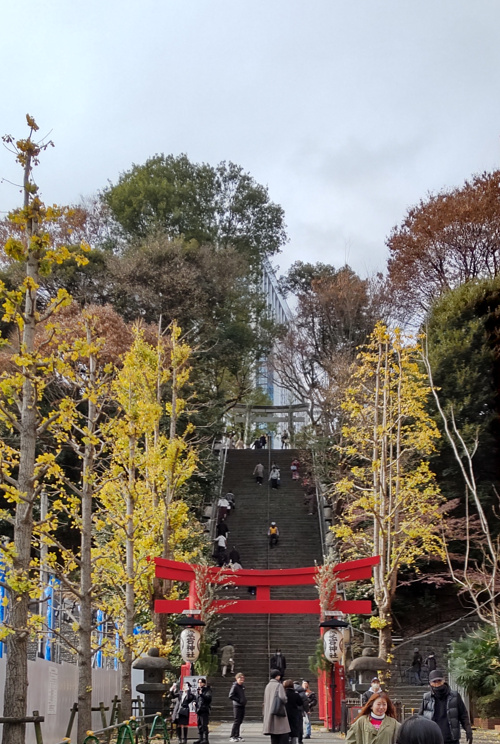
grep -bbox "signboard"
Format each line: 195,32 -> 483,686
47,666 -> 58,714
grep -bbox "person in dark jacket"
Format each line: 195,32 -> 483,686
171,681 -> 195,744
284,679 -> 304,744
293,681 -> 308,743
425,651 -> 438,673
229,673 -> 247,742
411,648 -> 423,685
270,649 -> 286,677
419,670 -> 472,744
362,677 -> 383,705
195,678 -> 212,744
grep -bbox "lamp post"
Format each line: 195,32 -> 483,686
320,612 -> 349,732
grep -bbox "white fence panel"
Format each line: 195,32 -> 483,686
0,656 -> 121,744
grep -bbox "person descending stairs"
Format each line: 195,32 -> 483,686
208,448 -> 323,721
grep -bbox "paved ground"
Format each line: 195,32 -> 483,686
196,721 -> 335,744
194,721 -> 500,744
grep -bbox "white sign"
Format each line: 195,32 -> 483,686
47,666 -> 58,714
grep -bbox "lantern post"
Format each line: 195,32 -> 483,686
175,610 -> 205,673
320,611 -> 349,732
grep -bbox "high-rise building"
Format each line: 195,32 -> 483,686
257,259 -> 293,406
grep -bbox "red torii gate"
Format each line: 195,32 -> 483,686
154,555 -> 379,730
154,555 -> 378,615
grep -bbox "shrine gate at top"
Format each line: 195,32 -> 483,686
154,555 -> 379,616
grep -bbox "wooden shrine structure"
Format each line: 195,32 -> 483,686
154,555 -> 380,730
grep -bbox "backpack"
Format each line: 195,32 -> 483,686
270,526 -> 278,535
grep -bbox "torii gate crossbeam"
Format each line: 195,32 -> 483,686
154,555 -> 379,615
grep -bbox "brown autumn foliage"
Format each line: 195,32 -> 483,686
387,170 -> 500,320
0,303 -> 171,374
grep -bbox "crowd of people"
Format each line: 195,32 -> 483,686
168,664 -> 472,744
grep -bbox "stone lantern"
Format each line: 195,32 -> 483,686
133,647 -> 172,717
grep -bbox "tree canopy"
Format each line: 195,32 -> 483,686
103,154 -> 287,264
387,170 -> 500,320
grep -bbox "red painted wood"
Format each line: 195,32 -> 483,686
256,586 -> 270,600
153,556 -> 380,586
155,598 -> 372,615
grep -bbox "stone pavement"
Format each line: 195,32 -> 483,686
199,721 -> 500,744
203,721 -> 337,744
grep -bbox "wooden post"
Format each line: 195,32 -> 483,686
65,702 -> 78,738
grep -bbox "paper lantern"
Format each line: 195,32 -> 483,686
323,628 -> 344,663
180,628 -> 201,663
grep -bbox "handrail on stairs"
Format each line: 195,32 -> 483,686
209,437 -> 230,542
311,449 -> 328,560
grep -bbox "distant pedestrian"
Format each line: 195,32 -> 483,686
216,521 -> 229,537
270,649 -> 286,677
419,670 -> 473,744
252,438 -> 262,449
235,438 -> 245,449
218,495 -> 230,521
281,431 -> 289,449
269,465 -> 280,489
229,546 -> 241,564
263,669 -> 290,744
226,491 -> 236,512
411,648 -> 423,685
254,462 -> 265,485
425,651 -> 437,673
397,715 -> 444,744
221,643 -> 235,677
291,458 -> 300,480
260,434 -> 267,449
229,673 -> 247,742
284,680 -> 304,744
268,522 -> 279,548
195,678 -> 212,744
214,533 -> 227,554
362,677 -> 383,705
301,681 -> 317,739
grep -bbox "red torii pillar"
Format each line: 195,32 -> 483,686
154,555 -> 379,730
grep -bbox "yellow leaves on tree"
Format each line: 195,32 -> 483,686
333,323 -> 444,660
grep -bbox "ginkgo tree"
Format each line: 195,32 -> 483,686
333,323 -> 444,661
93,324 -> 201,717
0,116 -> 88,744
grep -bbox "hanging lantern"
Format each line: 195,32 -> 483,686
180,628 -> 201,663
323,628 -> 344,663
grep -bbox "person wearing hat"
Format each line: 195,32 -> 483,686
268,522 -> 279,548
361,677 -> 383,705
419,670 -> 472,744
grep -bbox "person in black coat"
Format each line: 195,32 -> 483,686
270,649 -> 286,677
284,679 -> 304,744
195,678 -> 212,744
419,670 -> 472,744
229,673 -> 247,741
171,681 -> 195,744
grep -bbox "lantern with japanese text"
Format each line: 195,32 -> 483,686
323,628 -> 344,663
180,627 -> 201,663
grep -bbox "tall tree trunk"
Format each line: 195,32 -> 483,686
2,146 -> 39,744
77,341 -> 96,744
122,434 -> 136,718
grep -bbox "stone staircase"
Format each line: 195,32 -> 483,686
208,448 -> 323,720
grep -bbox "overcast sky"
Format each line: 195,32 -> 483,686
1,1 -> 500,280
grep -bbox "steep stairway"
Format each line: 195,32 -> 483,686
208,448 -> 323,720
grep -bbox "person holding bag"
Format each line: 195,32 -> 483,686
263,669 -> 290,744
